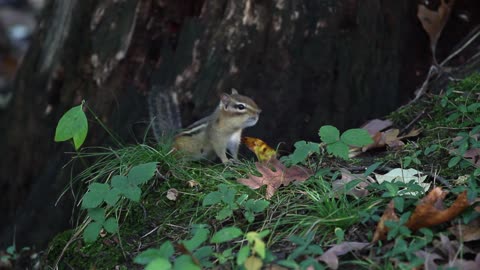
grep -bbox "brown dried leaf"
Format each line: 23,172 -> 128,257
415,250 -> 442,270
372,200 -> 399,243
317,242 -> 369,270
406,188 -> 471,231
237,158 -> 312,199
359,128 -> 421,153
420,235 -> 480,270
361,119 -> 393,136
417,0 -> 455,58
449,217 -> 480,242
463,148 -> 480,167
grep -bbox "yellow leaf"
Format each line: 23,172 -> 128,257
244,256 -> 263,270
242,137 -> 276,162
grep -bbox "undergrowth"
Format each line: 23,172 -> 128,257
37,73 -> 480,269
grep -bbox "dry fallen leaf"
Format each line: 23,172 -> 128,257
463,148 -> 480,167
317,241 -> 369,270
374,168 -> 430,194
242,136 -> 277,162
360,128 -> 421,153
372,200 -> 399,242
406,188 -> 470,231
417,0 -> 455,63
166,188 -> 179,201
187,180 -> 199,188
415,250 -> 443,270
237,158 -> 312,199
448,217 -> 480,242
361,119 -> 393,136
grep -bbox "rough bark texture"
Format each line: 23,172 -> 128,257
0,0 -> 479,248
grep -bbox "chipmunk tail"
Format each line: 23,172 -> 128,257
148,85 -> 182,142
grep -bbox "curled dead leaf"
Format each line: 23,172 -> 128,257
417,0 -> 455,62
406,188 -> 470,231
372,200 -> 399,243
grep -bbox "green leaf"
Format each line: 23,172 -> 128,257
211,227 -> 243,244
215,207 -> 233,220
104,217 -> 119,233
277,259 -> 300,269
87,208 -> 105,223
6,246 -> 15,255
319,125 -> 340,144
334,227 -> 344,242
364,162 -> 382,176
340,128 -> 373,147
243,211 -> 254,223
326,141 -> 349,160
448,156 -> 461,168
134,242 -> 174,265
146,258 -> 171,270
111,175 -> 142,202
83,221 -> 102,243
54,103 -> 88,150
236,246 -> 250,265
128,162 -> 157,185
81,183 -> 110,209
289,141 -> 320,164
393,197 -> 404,212
345,179 -> 363,192
182,226 -> 209,251
219,185 -> 237,206
173,255 -> 200,270
424,144 -> 439,156
202,191 -> 222,206
245,199 -> 270,213
104,188 -> 121,206
193,246 -> 213,266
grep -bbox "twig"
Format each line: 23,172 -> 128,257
411,65 -> 438,103
440,26 -> 480,67
400,110 -> 425,136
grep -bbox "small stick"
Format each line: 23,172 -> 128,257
400,110 -> 425,136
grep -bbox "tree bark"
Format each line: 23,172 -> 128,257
0,0 -> 479,248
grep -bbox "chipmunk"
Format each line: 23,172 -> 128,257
149,87 -> 261,163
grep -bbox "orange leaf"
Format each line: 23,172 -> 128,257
237,158 -> 312,199
372,200 -> 399,243
242,137 -> 276,162
406,188 -> 470,231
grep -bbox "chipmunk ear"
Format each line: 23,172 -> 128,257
220,93 -> 231,108
231,88 -> 238,95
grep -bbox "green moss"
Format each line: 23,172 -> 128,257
383,72 -> 480,179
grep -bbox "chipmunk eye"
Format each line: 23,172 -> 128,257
234,104 -> 246,110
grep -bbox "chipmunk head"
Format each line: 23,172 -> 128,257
219,89 -> 261,128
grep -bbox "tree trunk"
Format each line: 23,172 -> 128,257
0,0 -> 479,248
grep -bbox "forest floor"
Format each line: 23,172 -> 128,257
3,73 -> 480,270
